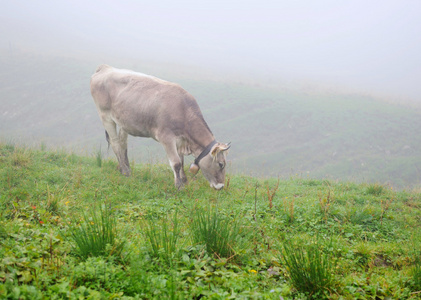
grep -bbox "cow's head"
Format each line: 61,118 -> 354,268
190,142 -> 230,190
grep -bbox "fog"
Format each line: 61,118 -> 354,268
2,0 -> 421,100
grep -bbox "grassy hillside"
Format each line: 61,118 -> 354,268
1,142 -> 421,299
1,51 -> 421,188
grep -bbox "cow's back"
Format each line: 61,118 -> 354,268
91,65 -> 186,106
90,65 -> 209,140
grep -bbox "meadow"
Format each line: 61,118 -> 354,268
1,141 -> 420,299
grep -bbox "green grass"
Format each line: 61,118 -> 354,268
1,142 -> 421,299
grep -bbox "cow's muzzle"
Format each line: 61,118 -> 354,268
211,183 -> 224,190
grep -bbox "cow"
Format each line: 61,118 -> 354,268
90,65 -> 230,190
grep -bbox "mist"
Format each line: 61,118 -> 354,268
2,0 -> 420,100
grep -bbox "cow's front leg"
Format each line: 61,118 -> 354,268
179,155 -> 188,184
171,160 -> 185,189
162,141 -> 185,189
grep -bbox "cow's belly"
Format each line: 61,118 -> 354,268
114,115 -> 155,139
110,87 -> 166,140
112,110 -> 155,139
125,128 -> 152,138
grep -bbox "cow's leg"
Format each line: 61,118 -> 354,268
118,128 -> 131,176
162,141 -> 185,189
178,154 -> 188,184
102,120 -> 131,176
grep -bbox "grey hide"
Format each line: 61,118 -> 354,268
90,65 -> 230,190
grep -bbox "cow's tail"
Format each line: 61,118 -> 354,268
105,130 -> 110,150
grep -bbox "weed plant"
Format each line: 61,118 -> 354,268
71,257 -> 128,293
125,257 -> 181,298
95,147 -> 102,168
68,204 -> 126,260
280,237 -> 337,299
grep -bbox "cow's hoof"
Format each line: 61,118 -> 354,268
175,180 -> 186,190
119,167 -> 131,177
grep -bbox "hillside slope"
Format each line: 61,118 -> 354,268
1,51 -> 421,188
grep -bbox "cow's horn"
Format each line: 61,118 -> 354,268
189,163 -> 200,174
222,142 -> 231,151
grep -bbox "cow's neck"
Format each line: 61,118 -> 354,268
189,132 -> 215,159
186,112 -> 215,158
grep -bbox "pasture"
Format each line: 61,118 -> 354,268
0,142 -> 420,299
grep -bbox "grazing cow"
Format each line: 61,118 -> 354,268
90,65 -> 230,190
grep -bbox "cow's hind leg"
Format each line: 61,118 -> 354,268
103,121 -> 131,176
118,128 -> 130,174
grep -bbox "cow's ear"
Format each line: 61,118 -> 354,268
189,163 -> 199,174
211,143 -> 231,157
211,144 -> 219,157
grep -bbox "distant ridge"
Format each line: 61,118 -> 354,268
1,51 -> 420,189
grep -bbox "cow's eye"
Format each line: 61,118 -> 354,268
219,162 -> 225,169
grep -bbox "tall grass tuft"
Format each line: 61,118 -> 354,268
11,147 -> 31,168
40,141 -> 47,152
143,210 -> 183,265
46,185 -> 60,216
412,257 -> 421,291
280,237 -> 336,299
95,147 -> 102,168
0,224 -> 7,239
366,183 -> 384,196
411,234 -> 421,291
68,205 -> 126,260
191,205 -> 248,260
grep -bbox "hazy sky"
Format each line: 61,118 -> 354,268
2,0 -> 421,99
